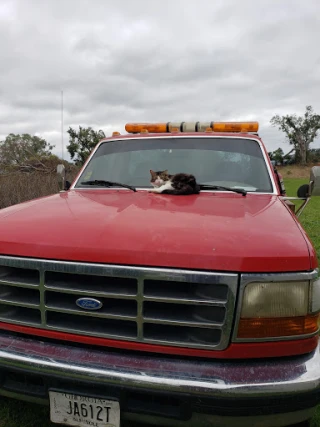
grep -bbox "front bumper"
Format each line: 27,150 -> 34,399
0,333 -> 319,427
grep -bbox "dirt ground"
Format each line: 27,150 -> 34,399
276,165 -> 315,179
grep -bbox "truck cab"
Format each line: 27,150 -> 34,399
0,120 -> 319,427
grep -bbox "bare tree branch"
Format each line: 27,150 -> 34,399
270,106 -> 320,165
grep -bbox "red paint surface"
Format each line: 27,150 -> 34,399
0,191 -> 313,272
0,322 -> 317,359
100,131 -> 265,142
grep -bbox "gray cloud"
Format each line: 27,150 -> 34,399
0,0 -> 320,160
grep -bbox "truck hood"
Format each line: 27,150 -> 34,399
0,190 -> 312,272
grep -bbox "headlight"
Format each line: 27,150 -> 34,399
241,281 -> 309,318
311,278 -> 320,313
236,275 -> 320,340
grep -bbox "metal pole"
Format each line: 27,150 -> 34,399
61,90 -> 64,160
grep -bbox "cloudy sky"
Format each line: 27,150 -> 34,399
1,0 -> 320,160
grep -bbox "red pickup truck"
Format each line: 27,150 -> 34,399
0,121 -> 319,427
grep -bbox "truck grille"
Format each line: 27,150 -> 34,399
0,256 -> 238,350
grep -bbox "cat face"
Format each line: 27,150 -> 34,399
150,170 -> 170,187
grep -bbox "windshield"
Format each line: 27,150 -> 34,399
75,137 -> 273,193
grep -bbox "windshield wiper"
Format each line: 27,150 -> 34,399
200,184 -> 247,196
81,180 -> 137,192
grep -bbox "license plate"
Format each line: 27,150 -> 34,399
49,391 -> 120,427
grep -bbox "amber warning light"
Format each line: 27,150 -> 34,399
125,121 -> 259,134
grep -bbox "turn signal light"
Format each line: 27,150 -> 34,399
238,314 -> 319,339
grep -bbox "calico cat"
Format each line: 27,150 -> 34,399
149,170 -> 200,195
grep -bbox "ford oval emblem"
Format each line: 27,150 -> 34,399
76,297 -> 103,310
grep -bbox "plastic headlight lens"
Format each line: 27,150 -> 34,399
311,278 -> 320,313
241,281 -> 309,318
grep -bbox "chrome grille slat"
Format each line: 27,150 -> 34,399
0,266 -> 39,287
45,287 -> 137,299
46,290 -> 137,313
144,301 -> 225,325
47,312 -> 137,339
136,278 -> 144,340
0,300 -> 39,309
0,317 -> 41,327
0,304 -> 41,326
143,323 -> 222,347
45,292 -> 137,320
46,307 -> 137,321
45,271 -> 137,296
143,296 -> 227,306
0,256 -> 238,350
0,281 -> 39,289
143,318 -> 223,328
0,284 -> 39,307
144,278 -> 229,300
39,271 -> 46,326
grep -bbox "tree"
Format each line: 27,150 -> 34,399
67,126 -> 106,166
0,133 -> 54,171
272,147 -> 284,165
270,106 -> 320,165
308,148 -> 320,164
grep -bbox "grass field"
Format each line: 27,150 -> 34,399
284,178 -> 320,427
0,175 -> 319,427
284,178 -> 320,263
280,179 -> 320,426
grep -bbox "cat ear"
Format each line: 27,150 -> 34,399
150,169 -> 155,175
163,170 -> 168,174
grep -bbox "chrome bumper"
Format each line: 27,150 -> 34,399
0,333 -> 319,426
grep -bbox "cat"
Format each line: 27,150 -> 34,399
149,170 -> 200,195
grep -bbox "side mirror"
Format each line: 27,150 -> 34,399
287,166 -> 320,218
296,166 -> 320,199
309,166 -> 320,196
65,180 -> 71,190
297,184 -> 309,198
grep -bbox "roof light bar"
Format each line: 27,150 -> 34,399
213,122 -> 258,132
125,123 -> 167,133
125,121 -> 259,134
